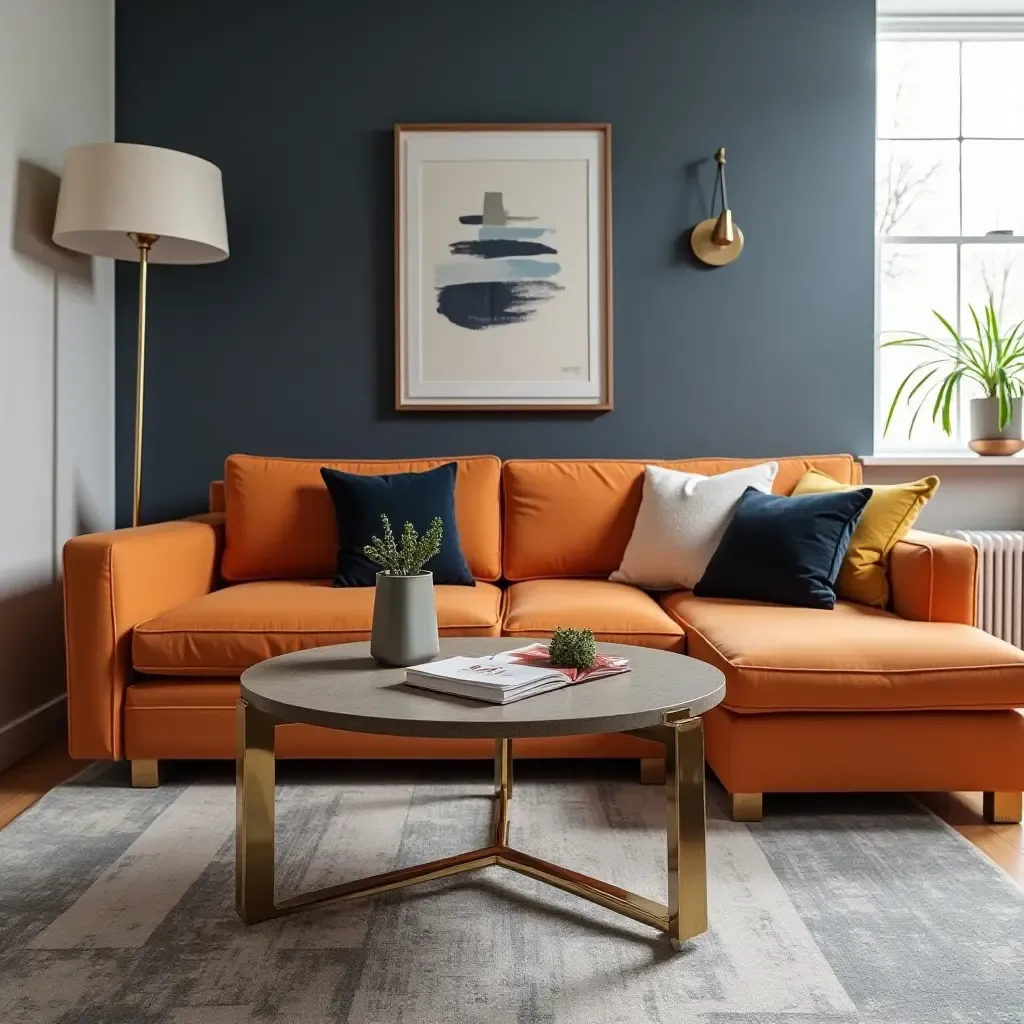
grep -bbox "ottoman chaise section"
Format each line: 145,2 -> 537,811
660,593 -> 1024,714
660,590 -> 1024,823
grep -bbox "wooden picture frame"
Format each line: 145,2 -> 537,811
394,123 -> 613,411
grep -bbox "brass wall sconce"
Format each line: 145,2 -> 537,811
691,147 -> 744,267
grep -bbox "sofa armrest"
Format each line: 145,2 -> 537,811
63,514 -> 224,759
889,529 -> 976,625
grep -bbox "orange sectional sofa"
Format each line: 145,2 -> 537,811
62,452 -> 1024,823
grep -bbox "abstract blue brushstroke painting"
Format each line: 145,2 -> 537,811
437,192 -> 563,330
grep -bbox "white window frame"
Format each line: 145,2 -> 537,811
874,14 -> 1024,454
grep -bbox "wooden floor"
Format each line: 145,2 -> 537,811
1,742 -> 1021,887
918,791 -> 1024,886
0,741 -> 81,829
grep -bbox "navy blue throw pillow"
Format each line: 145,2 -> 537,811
693,486 -> 872,609
320,462 -> 475,587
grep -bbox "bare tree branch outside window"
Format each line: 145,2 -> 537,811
877,66 -> 943,282
979,250 -> 1022,321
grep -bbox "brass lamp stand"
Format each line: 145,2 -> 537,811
130,233 -> 158,528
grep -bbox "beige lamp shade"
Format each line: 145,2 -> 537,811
53,142 -> 228,264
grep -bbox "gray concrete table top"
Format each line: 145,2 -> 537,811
240,637 -> 726,739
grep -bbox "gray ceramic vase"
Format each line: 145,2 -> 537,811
370,571 -> 439,667
970,396 -> 1023,441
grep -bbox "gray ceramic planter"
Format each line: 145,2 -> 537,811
370,571 -> 439,667
970,396 -> 1022,441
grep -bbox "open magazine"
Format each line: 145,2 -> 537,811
404,643 -> 631,705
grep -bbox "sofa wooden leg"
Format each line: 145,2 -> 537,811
640,758 -> 666,785
983,791 -> 1022,824
131,759 -> 161,788
729,792 -> 763,822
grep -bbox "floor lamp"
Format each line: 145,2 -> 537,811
52,143 -> 229,527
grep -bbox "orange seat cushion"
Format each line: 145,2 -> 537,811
133,580 -> 502,677
503,579 -> 684,651
660,591 -> 1024,713
501,455 -> 860,580
221,454 -> 502,583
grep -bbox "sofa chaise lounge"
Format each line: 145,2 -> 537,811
63,453 -> 1024,823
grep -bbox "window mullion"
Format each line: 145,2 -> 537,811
956,241 -> 964,443
958,43 -> 964,236
882,236 -> 1024,244
956,41 -> 964,443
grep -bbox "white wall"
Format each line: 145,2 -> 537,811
0,0 -> 115,771
863,466 -> 1024,533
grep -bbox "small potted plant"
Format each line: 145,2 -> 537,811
548,627 -> 598,670
883,299 -> 1024,455
363,514 -> 444,666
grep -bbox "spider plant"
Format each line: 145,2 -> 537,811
883,300 -> 1024,438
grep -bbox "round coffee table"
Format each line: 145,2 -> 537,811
237,637 -> 725,946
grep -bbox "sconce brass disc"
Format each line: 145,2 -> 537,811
691,217 -> 744,266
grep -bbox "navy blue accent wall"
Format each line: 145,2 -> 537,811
115,0 -> 875,524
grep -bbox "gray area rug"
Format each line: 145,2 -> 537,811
0,760 -> 1021,1024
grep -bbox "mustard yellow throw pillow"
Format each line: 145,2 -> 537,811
791,469 -> 939,608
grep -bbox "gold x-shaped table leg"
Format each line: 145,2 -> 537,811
235,700 -> 708,946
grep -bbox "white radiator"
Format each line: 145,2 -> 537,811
946,530 -> 1024,647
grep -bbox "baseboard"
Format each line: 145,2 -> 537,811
0,695 -> 67,773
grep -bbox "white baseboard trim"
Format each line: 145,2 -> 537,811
0,694 -> 67,773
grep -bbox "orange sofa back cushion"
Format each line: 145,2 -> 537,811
502,455 -> 861,581
221,454 -> 502,582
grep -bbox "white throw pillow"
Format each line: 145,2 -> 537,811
610,462 -> 779,590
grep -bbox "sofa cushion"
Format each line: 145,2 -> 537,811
610,461 -> 778,590
502,455 -> 860,581
320,462 -> 473,586
221,454 -> 501,583
133,580 -> 502,676
660,591 -> 1024,712
792,469 -> 939,609
503,579 -> 684,651
693,486 -> 873,609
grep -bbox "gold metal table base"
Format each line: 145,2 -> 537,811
236,701 -> 709,947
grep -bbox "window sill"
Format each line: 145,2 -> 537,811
864,454 -> 1024,467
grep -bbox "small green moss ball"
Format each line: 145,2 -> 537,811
548,627 -> 597,670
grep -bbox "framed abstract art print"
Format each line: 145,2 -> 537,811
394,123 -> 612,410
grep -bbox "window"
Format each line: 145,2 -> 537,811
876,33 -> 1024,450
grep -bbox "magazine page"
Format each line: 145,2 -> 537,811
409,656 -> 559,689
490,644 -> 630,684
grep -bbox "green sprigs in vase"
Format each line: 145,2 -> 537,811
363,513 -> 443,576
